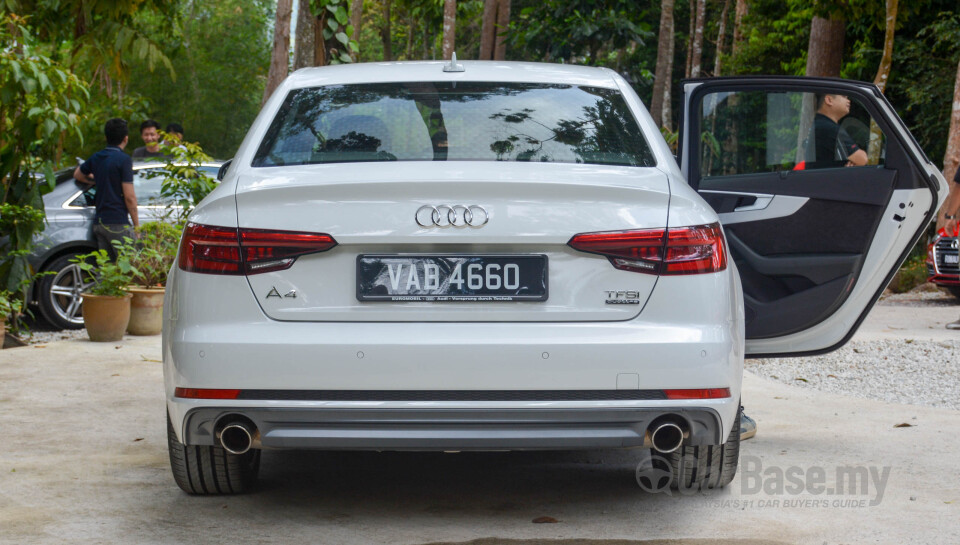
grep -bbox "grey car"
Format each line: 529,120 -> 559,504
28,162 -> 222,330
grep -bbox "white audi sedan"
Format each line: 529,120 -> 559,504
163,61 -> 943,494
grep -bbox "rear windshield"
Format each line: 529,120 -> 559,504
252,82 -> 656,167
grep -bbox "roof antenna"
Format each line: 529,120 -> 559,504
443,52 -> 465,73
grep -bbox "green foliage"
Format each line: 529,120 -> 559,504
1,0 -> 177,82
71,241 -> 139,297
508,0 -> 653,65
886,9 -> 960,167
312,0 -> 361,64
0,290 -> 24,324
132,221 -> 180,287
156,135 -> 217,222
124,0 -> 272,159
0,14 -> 88,301
887,254 -> 929,294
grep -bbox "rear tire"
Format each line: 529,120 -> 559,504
167,413 -> 260,495
667,405 -> 741,490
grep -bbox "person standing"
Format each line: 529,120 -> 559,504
73,118 -> 139,260
805,94 -> 869,168
131,119 -> 165,160
164,122 -> 184,143
943,167 -> 960,329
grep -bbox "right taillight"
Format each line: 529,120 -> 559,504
568,222 -> 726,276
178,222 -> 337,275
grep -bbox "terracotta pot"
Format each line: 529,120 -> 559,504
0,319 -> 5,349
81,293 -> 132,342
127,287 -> 165,336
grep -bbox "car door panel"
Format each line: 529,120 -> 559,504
680,77 -> 944,357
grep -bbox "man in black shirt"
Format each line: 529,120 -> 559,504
74,118 -> 139,260
131,119 -> 165,160
804,94 -> 868,169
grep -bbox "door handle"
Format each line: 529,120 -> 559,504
733,195 -> 774,212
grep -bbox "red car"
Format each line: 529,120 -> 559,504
928,227 -> 960,298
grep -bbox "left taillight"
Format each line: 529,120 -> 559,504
568,222 -> 727,276
178,222 -> 337,275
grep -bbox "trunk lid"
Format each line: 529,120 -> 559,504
235,161 -> 669,322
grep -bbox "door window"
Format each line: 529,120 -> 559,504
699,91 -> 887,179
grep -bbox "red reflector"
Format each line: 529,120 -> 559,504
178,222 -> 337,275
174,388 -> 241,399
664,388 -> 731,400
567,223 -> 726,275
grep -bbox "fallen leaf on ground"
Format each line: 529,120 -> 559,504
532,516 -> 559,524
894,423 -> 913,428
827,374 -> 838,379
111,374 -> 120,377
794,377 -> 809,383
33,345 -> 46,348
115,346 -> 122,349
140,355 -> 161,362
133,438 -> 144,442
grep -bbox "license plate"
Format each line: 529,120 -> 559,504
946,254 -> 959,264
357,255 -> 548,302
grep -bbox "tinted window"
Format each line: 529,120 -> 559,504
700,90 -> 886,178
253,82 -> 656,168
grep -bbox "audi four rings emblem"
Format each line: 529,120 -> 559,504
416,204 -> 489,227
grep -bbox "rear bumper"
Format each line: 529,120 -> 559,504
181,405 -> 725,451
163,271 -> 743,449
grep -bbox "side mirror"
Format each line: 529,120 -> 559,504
217,159 -> 233,181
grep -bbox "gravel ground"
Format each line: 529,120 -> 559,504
748,338 -> 960,410
21,327 -> 89,345
878,283 -> 957,307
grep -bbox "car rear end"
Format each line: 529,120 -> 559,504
927,231 -> 960,295
163,62 -> 742,464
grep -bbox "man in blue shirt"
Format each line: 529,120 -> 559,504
73,118 -> 139,260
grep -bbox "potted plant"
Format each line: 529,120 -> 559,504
71,242 -> 139,342
126,222 -> 180,335
0,291 -> 23,348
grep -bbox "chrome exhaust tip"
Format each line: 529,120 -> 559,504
218,420 -> 257,455
649,421 -> 685,454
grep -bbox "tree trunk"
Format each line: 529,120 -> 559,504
381,0 -> 393,61
690,0 -> 705,77
731,0 -> 747,58
868,0 -> 897,163
350,0 -> 363,61
479,0 -> 498,60
262,0 -> 293,107
713,0 -> 731,76
442,0 -> 456,60
685,0 -> 695,78
294,0 -> 316,69
939,57 -> 960,229
493,0 -> 510,60
662,15 -> 675,131
798,15 -> 845,158
314,13 -> 327,65
651,0 -> 675,128
805,15 -> 845,77
872,0 -> 897,93
406,16 -> 414,59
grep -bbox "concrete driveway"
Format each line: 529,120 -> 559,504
1,303 -> 959,545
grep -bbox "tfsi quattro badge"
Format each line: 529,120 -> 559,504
605,290 -> 641,304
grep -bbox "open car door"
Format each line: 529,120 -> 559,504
679,76 -> 946,357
